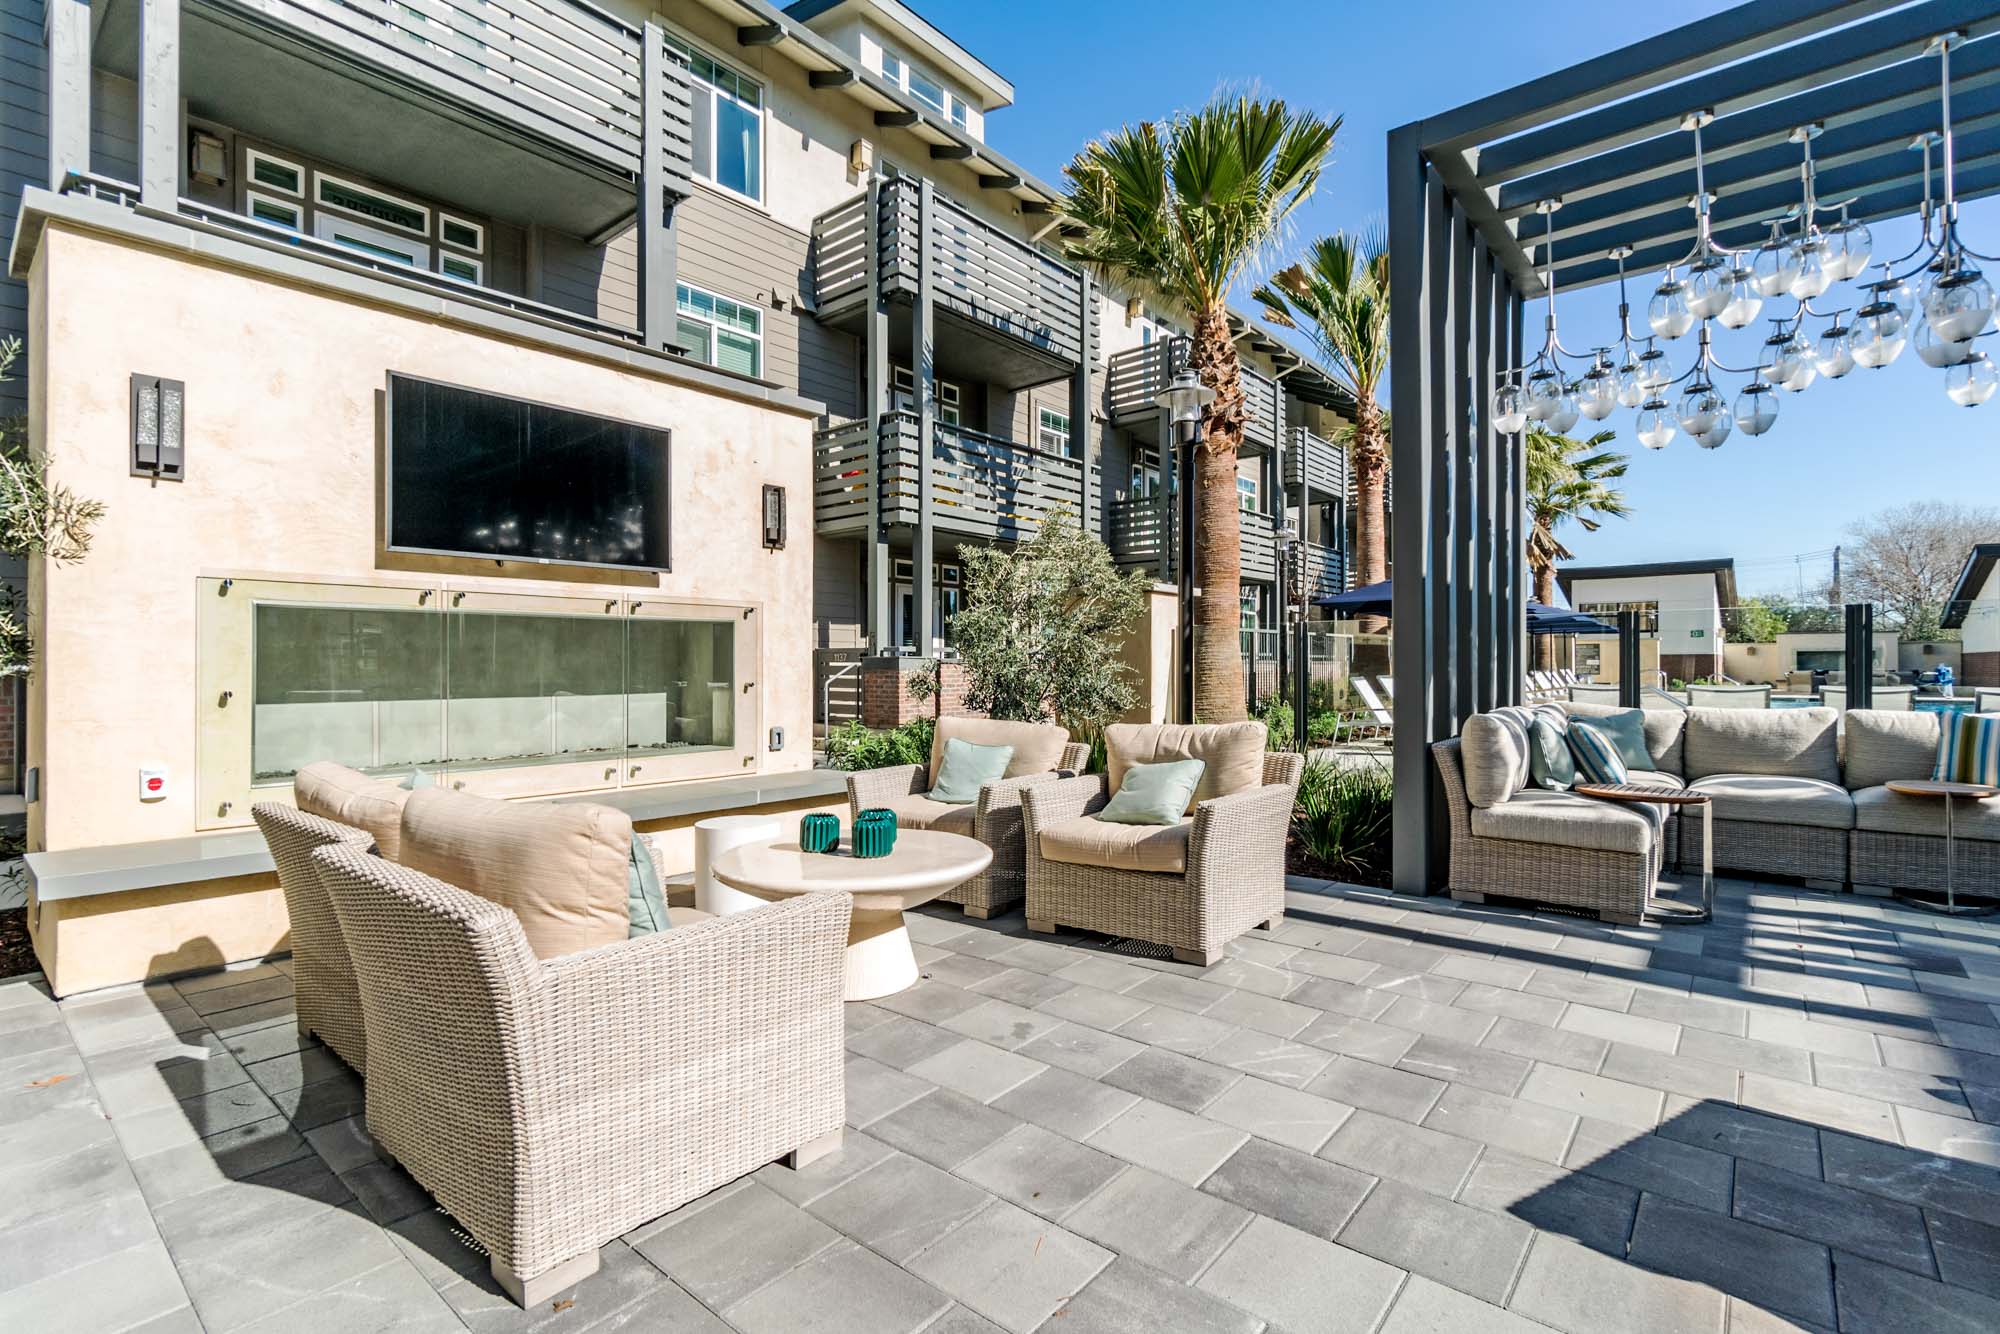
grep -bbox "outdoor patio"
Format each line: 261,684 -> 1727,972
5,876 -> 2000,1334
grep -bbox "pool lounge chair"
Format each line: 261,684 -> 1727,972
1686,683 -> 1771,709
1568,683 -> 1621,705
1821,685 -> 1916,713
1976,687 -> 2000,713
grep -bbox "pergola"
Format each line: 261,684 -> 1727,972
1386,0 -> 2000,894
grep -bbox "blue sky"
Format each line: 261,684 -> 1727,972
921,0 -> 2000,596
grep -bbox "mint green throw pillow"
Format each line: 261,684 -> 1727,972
1586,708 -> 1653,772
1527,715 -> 1576,792
1099,759 -> 1207,825
929,738 -> 1014,804
627,834 -> 671,937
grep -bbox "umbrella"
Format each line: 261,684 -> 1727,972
1315,579 -> 1393,616
1527,601 -> 1615,635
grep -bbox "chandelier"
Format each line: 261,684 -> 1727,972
1492,30 -> 1999,452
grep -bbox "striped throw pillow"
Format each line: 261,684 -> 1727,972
1933,713 -> 2000,786
1567,719 -> 1629,785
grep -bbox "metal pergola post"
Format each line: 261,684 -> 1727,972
1846,603 -> 1877,708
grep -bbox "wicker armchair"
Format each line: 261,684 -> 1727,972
309,843 -> 851,1308
253,803 -> 379,1073
848,739 -> 1090,918
1020,752 -> 1303,967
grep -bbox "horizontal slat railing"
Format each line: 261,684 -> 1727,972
1105,499 -> 1277,582
1106,337 -> 1280,448
812,419 -> 874,533
813,413 -> 1096,540
809,194 -> 870,316
1300,541 -> 1347,599
1284,426 -> 1348,497
654,31 -> 695,197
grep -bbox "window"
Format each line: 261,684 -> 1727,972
315,173 -> 429,236
670,36 -> 763,202
1578,601 -> 1660,633
245,149 -> 303,196
677,282 -> 763,377
247,192 -> 301,231
439,254 -> 482,284
1238,475 -> 1259,511
1037,407 -> 1070,454
891,367 -> 961,427
439,214 -> 484,252
313,213 -> 426,267
877,45 -> 972,128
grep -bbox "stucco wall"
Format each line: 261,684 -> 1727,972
1564,572 -> 1722,661
27,221 -> 818,854
1965,567 -> 2000,655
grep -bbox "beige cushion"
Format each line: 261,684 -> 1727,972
1469,788 -> 1655,855
929,718 -> 1072,783
1565,700 -> 1686,773
1844,710 -> 1943,791
399,788 -> 631,960
1627,770 -> 1685,791
1853,785 -> 2000,841
1039,814 -> 1192,874
1683,707 -> 1840,784
1104,722 -> 1265,812
667,906 -> 714,927
1461,714 -> 1530,808
294,762 -> 415,861
873,793 -> 978,837
1686,774 -> 1855,831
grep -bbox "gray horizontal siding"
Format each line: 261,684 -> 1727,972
0,0 -> 43,411
91,69 -> 136,182
813,535 -> 862,649
537,223 -> 638,330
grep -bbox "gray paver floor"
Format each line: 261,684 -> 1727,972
8,875 -> 2000,1332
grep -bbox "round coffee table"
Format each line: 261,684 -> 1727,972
711,830 -> 994,1000
1574,783 -> 1714,924
1883,779 -> 2000,917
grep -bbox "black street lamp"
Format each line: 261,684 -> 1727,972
1154,369 -> 1214,722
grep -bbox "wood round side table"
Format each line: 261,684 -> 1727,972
1574,783 -> 1714,925
1883,779 -> 2000,917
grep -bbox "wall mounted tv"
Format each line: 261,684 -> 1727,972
385,373 -> 671,571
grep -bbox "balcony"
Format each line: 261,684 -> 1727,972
815,412 -> 1100,543
1106,339 -> 1283,454
811,179 -> 1095,389
1107,500 -> 1277,583
1284,426 -> 1349,499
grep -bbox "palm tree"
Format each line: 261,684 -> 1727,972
1060,97 -> 1339,722
1253,231 -> 1389,633
1527,427 -> 1631,668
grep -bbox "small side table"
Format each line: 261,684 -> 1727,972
1574,784 -> 1714,925
1883,779 -> 2000,917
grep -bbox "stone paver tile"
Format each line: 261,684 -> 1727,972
1320,1107 -> 1483,1196
1821,1129 -> 2000,1228
1423,1082 -> 1578,1165
1731,1158 -> 1933,1275
1111,1004 -> 1235,1055
1284,949 -> 1380,986
1565,1118 -> 1733,1212
231,1256 -> 461,1334
1630,1191 -> 1837,1326
1556,1002 -> 1679,1054
177,1081 -> 284,1139
440,1237 -> 677,1330
1518,1062 -> 1666,1130
1203,987 -> 1317,1039
1370,972 -> 1468,1006
878,980 -> 988,1026
632,1179 -> 842,1310
1033,984 -> 1151,1034
1509,1233 -> 1725,1334
1627,987 -> 1751,1037
1304,1054 -> 1446,1123
341,1159 -> 434,1225
1099,1047 -> 1240,1113
1196,1214 -> 1404,1334
1432,952 -> 1536,991
1898,1104 -> 2000,1168
266,1070 -> 365,1132
1745,1008 -> 1882,1063
1338,1178 -> 1533,1306
0,1241 -> 190,1334
806,1152 -> 991,1264
1201,1136 -> 1375,1241
1013,1023 -> 1143,1080
1296,1012 -> 1421,1065
1200,1027 -> 1334,1089
1038,1256 -> 1261,1334
926,1305 -> 1009,1334
1457,1147 -> 1639,1257
1126,972 -> 1232,1016
955,1123 -> 1125,1221
180,975 -> 294,1018
992,1067 -> 1139,1141
905,1199 -> 1112,1334
0,1188 -> 157,1295
1286,975 -> 1398,1021
921,954 -> 1012,992
302,1115 -> 376,1175
869,1089 -> 1022,1171
1815,1052 -> 1971,1118
1350,935 -> 1453,973
1598,1042 -> 1739,1103
241,1046 -> 345,1097
991,938 -> 1081,976
1655,1099 -> 1821,1178
150,1154 -> 354,1258
1452,981 -> 1570,1027
848,1014 -> 965,1070
1926,1207 -> 2000,1299
1379,994 -> 1497,1045
1201,1073 -> 1353,1153
908,1040 -> 1048,1104
1063,1166 -> 1251,1281
970,968 -> 1075,1010
1678,1027 -> 1816,1084
173,1190 -> 405,1332
1084,1098 -> 1248,1187
1480,1015 -> 1609,1074
1739,1071 -> 1900,1141
1050,957 -> 1154,995
942,999 -> 1065,1052
1380,1273 -> 1553,1334
1396,1033 -> 1532,1095
1524,969 -> 1636,1012
844,1055 -> 935,1128
754,1131 -> 897,1208
1833,1250 -> 2000,1334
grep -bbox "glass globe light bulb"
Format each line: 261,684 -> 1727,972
1788,236 -> 1831,299
1676,381 -> 1725,436
1491,382 -> 1526,434
1947,352 -> 1999,407
1635,399 -> 1676,450
1825,219 -> 1873,281
1884,274 -> 1918,320
1814,323 -> 1855,379
1691,413 -> 1733,450
1717,270 -> 1763,329
1615,359 -> 1647,408
1649,277 -> 1695,339
1915,316 -> 1976,369
1924,265 -> 1997,343
1686,256 -> 1732,321
1577,365 -> 1619,421
1524,371 -> 1562,422
1543,389 -> 1581,435
1849,300 -> 1908,368
1635,344 -> 1673,391
1760,332 -> 1805,386
1780,334 -> 1817,392
1752,236 -> 1800,297
1734,383 -> 1778,436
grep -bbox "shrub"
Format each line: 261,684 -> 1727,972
1291,759 -> 1393,883
823,717 -> 935,772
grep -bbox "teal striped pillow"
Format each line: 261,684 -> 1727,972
1934,714 -> 2000,786
1567,719 -> 1629,785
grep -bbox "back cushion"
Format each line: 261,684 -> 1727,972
294,762 -> 415,861
930,717 -> 1071,781
1844,709 -> 1942,791
1563,700 -> 1686,773
1460,713 -> 1530,808
399,788 -> 632,960
1683,707 -> 1840,783
1105,722 -> 1265,810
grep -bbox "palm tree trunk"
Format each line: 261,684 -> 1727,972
1532,560 -> 1559,673
1190,305 -> 1246,723
1351,402 -> 1388,637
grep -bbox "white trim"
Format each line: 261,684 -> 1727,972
245,191 -> 302,231
313,212 -> 428,268
675,279 -> 763,378
663,27 -> 767,208
244,148 -> 304,197
438,213 -> 485,254
313,171 -> 430,238
439,253 -> 483,284
1036,405 -> 1070,453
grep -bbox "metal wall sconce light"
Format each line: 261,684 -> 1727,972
130,374 -> 185,481
762,483 -> 786,550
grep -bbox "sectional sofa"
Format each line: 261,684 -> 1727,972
1432,703 -> 1993,921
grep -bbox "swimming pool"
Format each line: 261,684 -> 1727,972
1770,695 -> 1974,713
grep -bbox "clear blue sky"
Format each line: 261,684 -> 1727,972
920,0 -> 2000,597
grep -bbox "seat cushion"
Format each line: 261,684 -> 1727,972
1104,722 -> 1265,811
874,793 -> 978,837
930,718 -> 1071,782
1844,709 -> 1943,791
1039,814 -> 1193,874
1460,713 -> 1530,808
399,788 -> 633,960
1626,770 -> 1685,790
1469,788 -> 1656,855
294,762 -> 415,861
1684,707 -> 1840,784
1686,774 -> 1855,830
1853,785 -> 2000,841
1566,700 -> 1686,773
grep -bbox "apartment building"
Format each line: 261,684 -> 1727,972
1557,558 -> 1737,685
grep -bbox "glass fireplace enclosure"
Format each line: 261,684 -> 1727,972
197,578 -> 760,828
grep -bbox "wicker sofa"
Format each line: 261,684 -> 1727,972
1022,723 -> 1301,966
847,717 -> 1090,918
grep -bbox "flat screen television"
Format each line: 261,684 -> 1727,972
385,373 -> 671,571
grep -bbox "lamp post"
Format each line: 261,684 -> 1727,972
1154,369 -> 1215,723
1277,521 -> 1307,750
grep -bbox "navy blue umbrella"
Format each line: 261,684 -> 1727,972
1315,578 -> 1393,616
1527,601 -> 1615,635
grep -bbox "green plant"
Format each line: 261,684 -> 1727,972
1291,759 -> 1393,881
0,337 -> 104,680
822,717 -> 936,772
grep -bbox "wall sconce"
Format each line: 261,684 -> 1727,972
762,484 -> 786,550
848,138 -> 874,175
1125,296 -> 1144,322
189,129 -> 227,187
131,375 -> 186,481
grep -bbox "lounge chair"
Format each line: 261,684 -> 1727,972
1567,683 -> 1621,705
1821,685 -> 1916,713
1686,683 -> 1771,709
1975,687 -> 2000,713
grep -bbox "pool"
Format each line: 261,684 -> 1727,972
1770,695 -> 1974,713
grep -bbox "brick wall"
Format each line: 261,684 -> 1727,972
860,658 -> 985,728
0,675 -> 17,789
1661,652 -> 1721,684
1965,651 -> 2000,689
